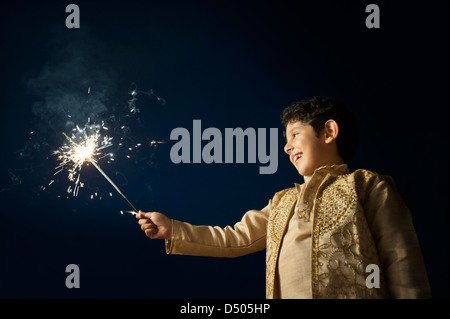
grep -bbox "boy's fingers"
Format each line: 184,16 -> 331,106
145,230 -> 157,239
136,211 -> 156,219
136,212 -> 146,219
141,223 -> 157,231
138,218 -> 154,225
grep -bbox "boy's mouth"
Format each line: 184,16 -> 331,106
291,152 -> 302,164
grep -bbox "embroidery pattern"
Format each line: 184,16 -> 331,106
268,189 -> 297,244
316,184 -> 357,235
266,188 -> 298,298
312,176 -> 388,298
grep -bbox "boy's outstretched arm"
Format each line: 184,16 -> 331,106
137,212 -> 172,240
136,204 -> 270,258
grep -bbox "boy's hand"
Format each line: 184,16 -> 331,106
136,211 -> 172,240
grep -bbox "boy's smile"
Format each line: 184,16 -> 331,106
291,152 -> 302,164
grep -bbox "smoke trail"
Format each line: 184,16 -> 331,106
127,82 -> 166,115
0,169 -> 22,193
27,45 -> 115,135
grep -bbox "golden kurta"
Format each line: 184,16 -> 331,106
165,164 -> 431,298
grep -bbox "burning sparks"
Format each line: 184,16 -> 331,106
147,137 -> 166,148
53,124 -> 112,197
52,123 -> 138,212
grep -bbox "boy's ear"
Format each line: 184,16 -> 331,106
323,120 -> 339,143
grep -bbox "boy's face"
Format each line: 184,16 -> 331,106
284,121 -> 332,177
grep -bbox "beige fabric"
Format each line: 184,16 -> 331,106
277,203 -> 313,298
166,164 -> 431,299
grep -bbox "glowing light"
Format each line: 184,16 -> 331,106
147,137 -> 166,148
53,123 -> 138,212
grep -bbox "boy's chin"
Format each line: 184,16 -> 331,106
296,167 -> 307,177
295,165 -> 314,178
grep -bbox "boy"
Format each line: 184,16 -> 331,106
136,97 -> 431,299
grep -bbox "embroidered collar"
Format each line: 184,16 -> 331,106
294,164 -> 350,191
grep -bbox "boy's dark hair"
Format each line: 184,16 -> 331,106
281,96 -> 359,163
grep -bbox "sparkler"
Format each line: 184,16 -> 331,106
89,160 -> 138,213
53,123 -> 138,213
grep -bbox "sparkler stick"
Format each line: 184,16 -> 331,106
89,159 -> 138,213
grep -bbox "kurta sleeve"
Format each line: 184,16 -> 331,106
364,177 -> 431,298
165,203 -> 270,258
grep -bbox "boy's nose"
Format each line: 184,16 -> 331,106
284,142 -> 292,155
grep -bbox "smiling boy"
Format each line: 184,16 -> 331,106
137,97 -> 431,298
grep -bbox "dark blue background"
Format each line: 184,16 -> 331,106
0,0 -> 448,298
